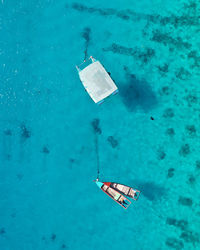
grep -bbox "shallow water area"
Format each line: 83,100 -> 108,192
1,0 -> 200,249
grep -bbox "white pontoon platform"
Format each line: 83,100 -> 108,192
76,56 -> 118,104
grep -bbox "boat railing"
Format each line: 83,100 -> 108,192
76,56 -> 96,72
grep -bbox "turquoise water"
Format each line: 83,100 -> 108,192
1,0 -> 200,249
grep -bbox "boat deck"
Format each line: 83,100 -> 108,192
78,59 -> 118,103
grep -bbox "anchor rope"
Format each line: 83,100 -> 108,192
95,134 -> 100,180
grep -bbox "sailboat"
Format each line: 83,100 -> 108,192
95,180 -> 140,209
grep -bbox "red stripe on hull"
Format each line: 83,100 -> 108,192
103,182 -> 111,186
101,184 -> 131,209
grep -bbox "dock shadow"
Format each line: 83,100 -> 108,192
120,68 -> 157,112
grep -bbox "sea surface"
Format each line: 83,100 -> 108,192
1,0 -> 200,249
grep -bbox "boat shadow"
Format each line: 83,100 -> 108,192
131,180 -> 166,201
120,67 -> 158,112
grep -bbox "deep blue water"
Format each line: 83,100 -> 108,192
1,1 -> 200,249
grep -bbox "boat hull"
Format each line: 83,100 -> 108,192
96,181 -> 131,209
76,57 -> 118,104
103,182 -> 140,200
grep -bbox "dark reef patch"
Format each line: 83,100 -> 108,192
0,228 -> 5,235
61,244 -> 67,248
184,1 -> 197,15
188,50 -> 200,68
121,68 -> 157,112
167,168 -> 175,178
5,154 -> 11,160
185,125 -> 196,136
180,230 -> 199,245
3,129 -> 12,161
166,217 -> 188,231
157,148 -> 166,160
70,3 -> 200,27
163,108 -> 174,118
157,64 -> 169,75
11,212 -> 16,218
17,173 -> 23,180
165,237 -> 184,250
51,233 -> 56,241
42,146 -> 50,154
69,158 -> 75,163
196,160 -> 200,170
103,43 -> 155,64
159,86 -> 171,96
71,3 -> 116,17
184,1 -> 197,9
178,196 -> 193,206
107,136 -> 118,148
91,119 -> 102,134
175,67 -> 191,80
151,30 -> 191,50
159,14 -> 200,27
188,175 -> 195,184
71,3 -> 131,20
179,144 -> 190,157
159,86 -> 170,95
4,129 -> 12,136
184,94 -> 197,107
137,47 -> 155,64
166,128 -> 175,136
20,123 -> 31,140
81,27 -> 91,60
81,27 -> 91,43
103,43 -> 134,56
116,10 -> 130,20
